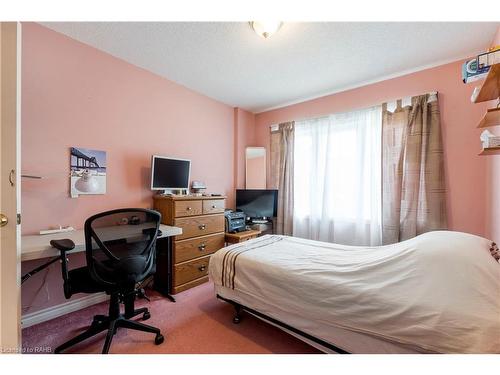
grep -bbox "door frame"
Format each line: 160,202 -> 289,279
0,21 -> 22,353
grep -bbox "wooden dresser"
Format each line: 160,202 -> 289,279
153,195 -> 226,294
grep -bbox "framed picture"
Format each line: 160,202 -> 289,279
70,147 -> 107,198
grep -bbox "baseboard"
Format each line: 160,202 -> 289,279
21,293 -> 109,328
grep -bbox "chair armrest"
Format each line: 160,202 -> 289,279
50,239 -> 75,298
50,239 -> 75,253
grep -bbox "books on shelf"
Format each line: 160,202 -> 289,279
464,72 -> 488,84
462,48 -> 499,84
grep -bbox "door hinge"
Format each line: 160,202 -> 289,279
17,213 -> 21,225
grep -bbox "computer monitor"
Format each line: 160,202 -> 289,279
236,189 -> 278,219
151,155 -> 191,194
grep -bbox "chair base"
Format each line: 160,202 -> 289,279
54,307 -> 164,354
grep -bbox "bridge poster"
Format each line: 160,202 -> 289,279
70,147 -> 107,198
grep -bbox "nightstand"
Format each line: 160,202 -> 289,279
225,229 -> 261,244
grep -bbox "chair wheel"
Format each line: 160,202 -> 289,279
142,311 -> 151,321
155,334 -> 164,345
233,316 -> 241,324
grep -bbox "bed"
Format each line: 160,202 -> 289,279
208,231 -> 500,354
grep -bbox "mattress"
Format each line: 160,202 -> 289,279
209,232 -> 500,354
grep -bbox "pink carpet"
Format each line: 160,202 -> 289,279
22,282 -> 320,354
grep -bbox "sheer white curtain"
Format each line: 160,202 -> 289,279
293,106 -> 382,246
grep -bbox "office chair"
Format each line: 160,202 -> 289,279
50,208 -> 165,354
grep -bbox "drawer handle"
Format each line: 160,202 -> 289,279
198,265 -> 207,272
211,205 -> 217,209
198,243 -> 206,251
186,207 -> 192,211
199,224 -> 206,230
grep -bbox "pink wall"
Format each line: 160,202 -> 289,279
255,60 -> 490,237
485,27 -> 500,241
233,108 -> 256,189
492,27 -> 500,47
21,22 -> 236,315
245,156 -> 266,189
21,23 -> 235,235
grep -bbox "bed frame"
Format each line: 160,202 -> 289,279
216,294 -> 350,354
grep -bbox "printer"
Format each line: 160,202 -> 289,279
224,210 -> 247,233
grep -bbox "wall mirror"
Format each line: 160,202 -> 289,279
245,147 -> 266,189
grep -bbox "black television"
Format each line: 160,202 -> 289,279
151,155 -> 191,194
236,189 -> 278,219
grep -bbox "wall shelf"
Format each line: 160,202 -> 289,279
472,64 -> 500,103
479,147 -> 500,156
477,107 -> 500,128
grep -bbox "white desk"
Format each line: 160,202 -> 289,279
20,224 -> 182,326
21,224 -> 182,261
22,223 -> 182,304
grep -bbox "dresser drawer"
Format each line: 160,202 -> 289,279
202,199 -> 225,214
173,255 -> 211,286
174,200 -> 202,218
174,232 -> 225,263
174,214 -> 224,240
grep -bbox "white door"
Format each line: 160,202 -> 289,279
0,22 -> 21,353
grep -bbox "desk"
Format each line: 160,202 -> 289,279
21,224 -> 182,302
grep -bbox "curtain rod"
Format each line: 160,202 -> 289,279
269,91 -> 439,128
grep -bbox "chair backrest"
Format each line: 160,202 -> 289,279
84,208 -> 161,289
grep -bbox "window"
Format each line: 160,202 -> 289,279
293,106 -> 382,245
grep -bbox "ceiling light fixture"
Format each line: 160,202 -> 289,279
250,21 -> 283,39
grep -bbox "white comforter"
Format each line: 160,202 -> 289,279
209,231 -> 500,353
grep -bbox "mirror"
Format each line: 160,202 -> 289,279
245,147 -> 266,189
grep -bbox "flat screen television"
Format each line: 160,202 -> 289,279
151,155 -> 191,193
236,189 -> 278,219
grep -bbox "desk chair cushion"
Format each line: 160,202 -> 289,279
65,254 -> 151,295
68,266 -> 106,294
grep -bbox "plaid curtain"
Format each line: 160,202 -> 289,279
270,122 -> 295,235
382,94 -> 447,244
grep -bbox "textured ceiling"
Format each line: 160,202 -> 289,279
40,22 -> 499,113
